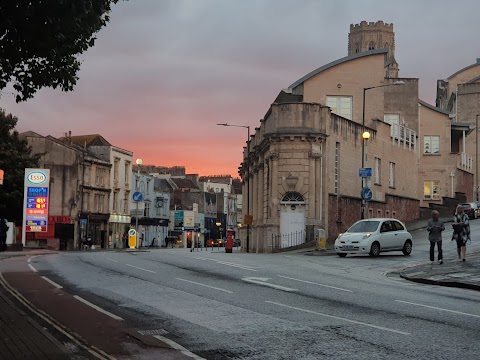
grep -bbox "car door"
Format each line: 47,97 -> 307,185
389,220 -> 408,250
378,220 -> 396,250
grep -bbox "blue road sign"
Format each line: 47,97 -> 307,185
359,168 -> 372,177
132,191 -> 143,203
361,187 -> 373,201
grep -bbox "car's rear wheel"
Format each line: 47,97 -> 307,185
369,242 -> 380,257
337,253 -> 347,258
402,240 -> 412,255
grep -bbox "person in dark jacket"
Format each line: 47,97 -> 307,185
0,218 -> 9,252
452,205 -> 470,262
426,210 -> 445,264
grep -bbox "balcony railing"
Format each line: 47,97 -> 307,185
391,124 -> 416,151
458,152 -> 473,172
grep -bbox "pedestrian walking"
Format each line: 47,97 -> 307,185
0,218 -> 9,252
452,205 -> 470,262
426,210 -> 445,264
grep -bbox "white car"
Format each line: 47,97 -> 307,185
334,218 -> 412,257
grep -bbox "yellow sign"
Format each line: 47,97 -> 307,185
128,229 -> 137,249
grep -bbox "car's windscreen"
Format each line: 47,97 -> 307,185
347,220 -> 380,233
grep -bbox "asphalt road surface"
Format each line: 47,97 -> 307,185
30,221 -> 480,360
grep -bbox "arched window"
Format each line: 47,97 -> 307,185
354,43 -> 359,53
368,41 -> 375,51
281,192 -> 305,204
384,42 -> 389,49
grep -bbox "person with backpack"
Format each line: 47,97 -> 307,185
426,210 -> 445,264
452,205 -> 470,262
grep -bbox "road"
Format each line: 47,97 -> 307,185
28,222 -> 480,360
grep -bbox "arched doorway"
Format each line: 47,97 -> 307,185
279,192 -> 306,248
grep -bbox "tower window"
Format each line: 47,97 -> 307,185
368,41 -> 375,51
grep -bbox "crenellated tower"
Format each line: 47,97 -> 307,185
348,20 -> 399,78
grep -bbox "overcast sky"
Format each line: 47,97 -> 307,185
3,0 -> 479,177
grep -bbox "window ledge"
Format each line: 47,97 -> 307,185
423,153 -> 441,156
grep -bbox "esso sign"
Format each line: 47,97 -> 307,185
27,171 -> 47,184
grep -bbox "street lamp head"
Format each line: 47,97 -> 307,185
362,131 -> 371,140
215,221 -> 221,227
136,158 -> 142,165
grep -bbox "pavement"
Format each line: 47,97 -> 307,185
304,216 -> 480,291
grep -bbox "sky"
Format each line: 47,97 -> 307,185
2,0 -> 479,177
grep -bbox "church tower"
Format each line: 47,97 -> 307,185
348,20 -> 399,78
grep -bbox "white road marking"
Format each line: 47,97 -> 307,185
28,264 -> 38,272
395,300 -> 480,319
277,275 -> 353,292
154,335 -> 206,360
73,295 -> 123,321
104,257 -> 118,263
266,301 -> 410,336
212,260 -> 258,271
41,276 -> 63,289
176,278 -> 233,294
242,277 -> 297,292
126,264 -> 156,273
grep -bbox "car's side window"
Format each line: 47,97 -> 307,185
380,222 -> 390,233
392,221 -> 404,231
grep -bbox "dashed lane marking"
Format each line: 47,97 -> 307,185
395,300 -> 480,319
153,335 -> 206,360
266,301 -> 410,336
125,264 -> 156,273
73,295 -> 124,321
41,276 -> 63,289
176,278 -> 233,294
28,264 -> 38,272
277,275 -> 353,292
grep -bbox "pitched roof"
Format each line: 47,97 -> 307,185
68,134 -> 111,147
447,58 -> 480,80
171,178 -> 199,190
288,49 -> 388,90
419,100 -> 450,115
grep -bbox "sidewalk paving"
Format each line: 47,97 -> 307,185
304,217 -> 480,292
0,274 -> 78,360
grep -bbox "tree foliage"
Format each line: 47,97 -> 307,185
0,109 -> 40,222
0,0 -> 120,102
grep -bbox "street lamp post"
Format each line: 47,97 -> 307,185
135,158 -> 142,248
361,80 -> 405,219
217,123 -> 251,253
476,115 -> 479,201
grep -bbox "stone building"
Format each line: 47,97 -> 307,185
348,21 -> 399,78
68,134 -> 133,248
436,58 -> 480,199
20,131 -> 111,249
417,101 -> 474,208
239,20 -> 476,252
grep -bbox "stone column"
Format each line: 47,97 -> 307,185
308,151 -> 317,220
270,152 -> 279,220
258,162 -> 264,222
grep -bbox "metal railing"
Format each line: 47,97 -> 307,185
458,152 -> 473,172
391,124 -> 416,151
272,230 -> 306,249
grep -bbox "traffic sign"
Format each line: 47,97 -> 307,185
132,191 -> 143,203
361,187 -> 373,201
128,229 -> 137,249
359,168 -> 372,177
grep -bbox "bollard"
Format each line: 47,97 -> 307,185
316,229 -> 327,251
